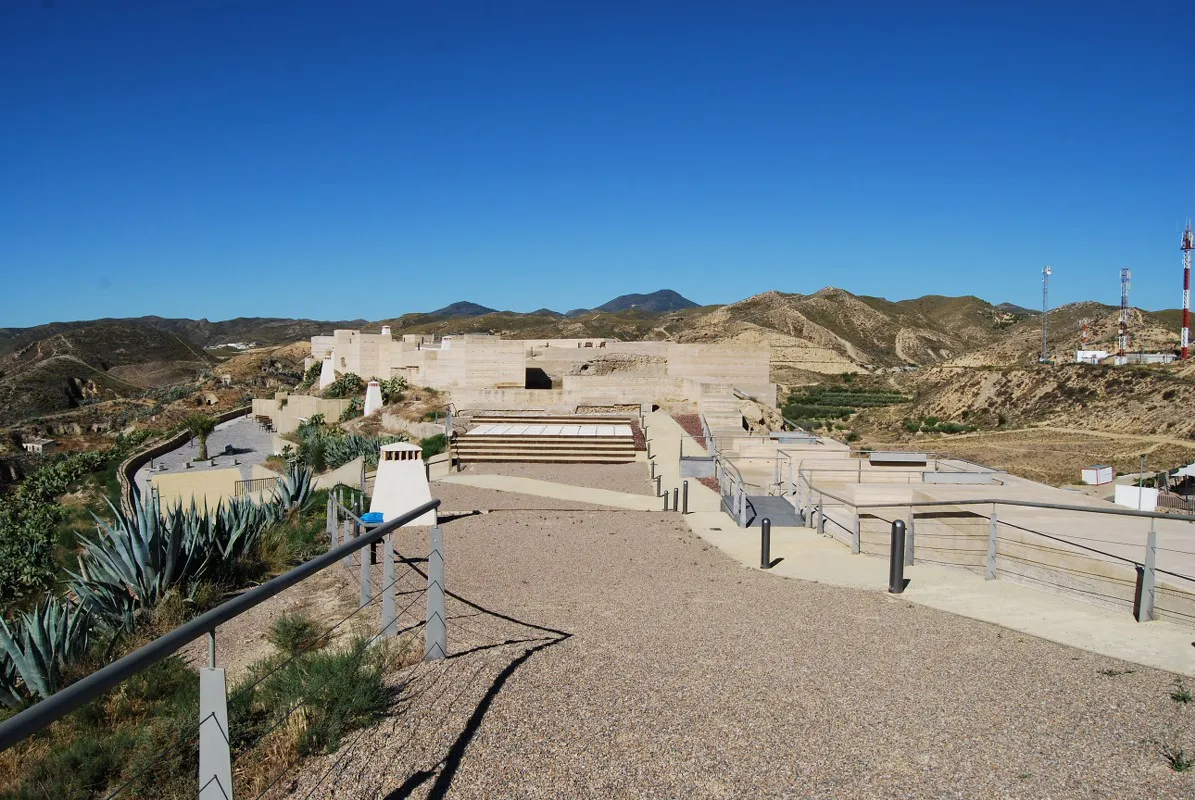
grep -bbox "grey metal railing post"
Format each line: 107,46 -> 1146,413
889,520 -> 906,593
852,511 -> 861,554
817,497 -> 825,535
360,460 -> 366,495
650,461 -> 656,480
738,485 -> 747,527
672,487 -> 678,512
359,526 -> 371,609
682,481 -> 689,515
341,519 -> 353,568
787,458 -> 794,499
425,526 -> 447,660
985,506 -> 998,580
655,475 -> 662,497
760,518 -> 772,569
905,506 -> 915,566
198,661 -> 232,800
381,529 -> 396,637
1138,519 -> 1157,622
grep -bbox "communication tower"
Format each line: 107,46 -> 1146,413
1182,221 -> 1193,360
1040,265 -> 1052,363
1118,268 -> 1132,357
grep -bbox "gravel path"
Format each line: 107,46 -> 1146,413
273,486 -> 1194,799
458,462 -> 652,496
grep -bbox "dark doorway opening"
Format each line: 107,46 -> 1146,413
525,368 -> 553,390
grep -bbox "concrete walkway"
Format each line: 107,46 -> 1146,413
644,415 -> 1195,677
437,472 -> 665,511
642,411 -> 722,513
432,414 -> 1195,677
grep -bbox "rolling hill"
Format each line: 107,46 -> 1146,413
0,322 -> 216,426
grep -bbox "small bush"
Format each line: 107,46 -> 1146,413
420,434 -> 447,460
902,419 -> 920,434
844,431 -> 861,443
1171,678 -> 1193,705
239,636 -> 389,756
268,612 -> 325,657
1161,742 -> 1195,773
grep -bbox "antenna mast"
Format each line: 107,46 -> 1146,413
1118,267 -> 1132,358
1182,221 -> 1193,360
1040,265 -> 1052,363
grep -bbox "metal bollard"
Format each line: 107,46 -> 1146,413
650,461 -> 656,480
889,520 -> 907,594
760,518 -> 772,569
682,480 -> 689,514
663,492 -> 668,511
672,487 -> 678,512
655,475 -> 662,496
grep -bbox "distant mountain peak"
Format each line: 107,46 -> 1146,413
594,290 -> 699,314
427,301 -> 497,318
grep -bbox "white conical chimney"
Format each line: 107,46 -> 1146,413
318,354 -> 335,390
381,325 -> 391,337
364,380 -> 383,416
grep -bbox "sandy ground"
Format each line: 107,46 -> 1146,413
263,485 -> 1195,799
456,461 -> 652,496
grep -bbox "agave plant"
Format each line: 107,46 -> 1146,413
69,494 -> 212,630
274,464 -> 313,513
0,598 -> 91,706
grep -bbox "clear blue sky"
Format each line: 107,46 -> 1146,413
2,0 -> 1192,327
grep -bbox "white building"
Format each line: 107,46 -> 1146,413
20,438 -> 57,455
1075,350 -> 1108,365
1081,464 -> 1113,485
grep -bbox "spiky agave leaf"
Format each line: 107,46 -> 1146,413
0,599 -> 91,703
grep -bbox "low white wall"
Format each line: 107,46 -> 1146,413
1114,485 -> 1158,512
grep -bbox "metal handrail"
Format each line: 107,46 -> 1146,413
0,498 -> 441,753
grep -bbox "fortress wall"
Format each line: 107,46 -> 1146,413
311,336 -> 335,360
666,343 -> 771,386
449,387 -> 569,411
464,339 -> 526,387
608,341 -> 670,357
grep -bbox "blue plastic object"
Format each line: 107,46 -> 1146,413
361,512 -> 384,524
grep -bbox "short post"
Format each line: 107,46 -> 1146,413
198,653 -> 232,800
985,506 -> 998,580
857,459 -> 862,483
817,497 -> 825,535
647,440 -> 652,460
1138,519 -> 1157,622
359,530 -> 371,609
655,475 -> 662,496
851,511 -> 861,554
425,526 -> 447,660
360,460 -> 366,495
738,485 -> 747,528
682,480 -> 689,515
672,487 -> 678,512
381,529 -> 396,637
662,492 -> 668,511
905,507 -> 915,567
888,520 -> 906,594
760,518 -> 772,569
650,461 -> 656,480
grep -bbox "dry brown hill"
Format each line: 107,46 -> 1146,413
0,322 -> 213,426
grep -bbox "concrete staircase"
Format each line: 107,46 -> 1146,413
453,415 -> 637,464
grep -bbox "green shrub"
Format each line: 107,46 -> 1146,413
267,612 -> 325,657
420,434 -> 447,460
237,636 -> 389,756
902,419 -> 921,433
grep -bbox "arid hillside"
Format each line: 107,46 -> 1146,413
848,364 -> 1195,484
0,323 -> 214,426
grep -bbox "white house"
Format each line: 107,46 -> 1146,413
1076,350 -> 1108,365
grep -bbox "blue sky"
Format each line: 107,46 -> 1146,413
2,0 -> 1192,327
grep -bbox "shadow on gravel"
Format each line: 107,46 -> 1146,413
382,540 -> 573,800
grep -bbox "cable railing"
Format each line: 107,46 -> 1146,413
0,496 -> 442,800
797,478 -> 1195,627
